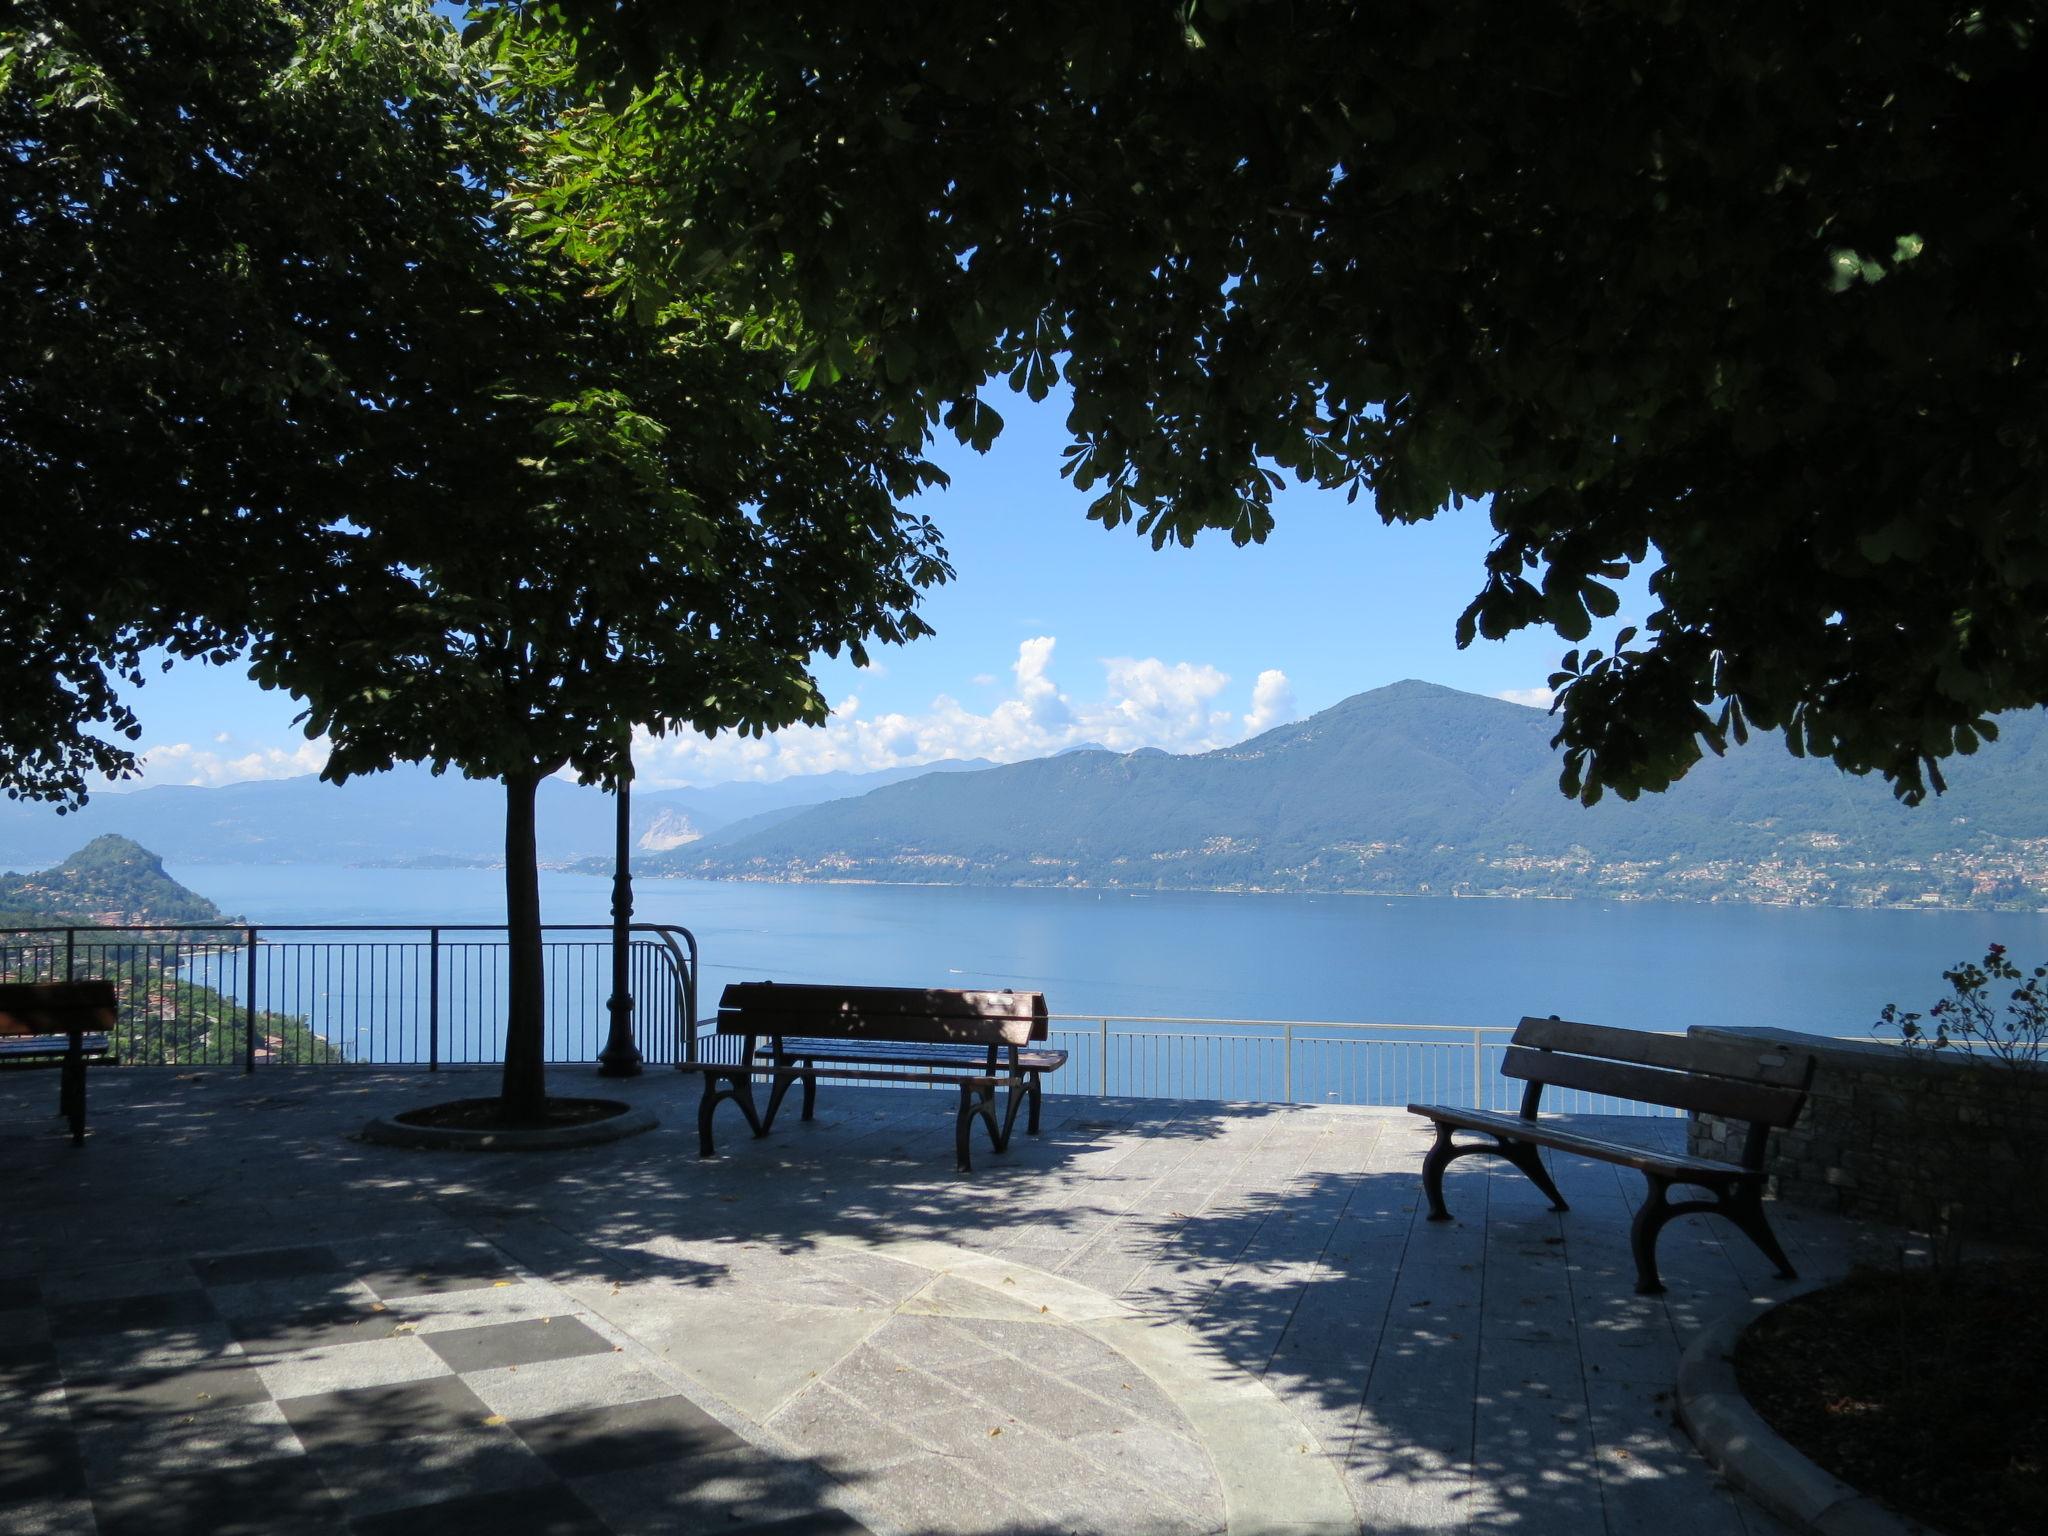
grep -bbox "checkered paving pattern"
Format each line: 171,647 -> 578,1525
0,1238 -> 869,1536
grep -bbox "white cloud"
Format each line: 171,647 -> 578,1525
632,639 -> 1292,787
1495,686 -> 1555,709
130,737 -> 331,788
1243,669 -> 1299,734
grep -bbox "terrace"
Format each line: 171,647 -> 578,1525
0,1056 -> 1883,1536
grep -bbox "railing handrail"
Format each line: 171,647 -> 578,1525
1,922 -> 695,937
1047,1014 -> 1526,1033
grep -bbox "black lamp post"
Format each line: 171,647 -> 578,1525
597,743 -> 643,1078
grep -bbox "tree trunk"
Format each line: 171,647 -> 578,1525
499,769 -> 547,1121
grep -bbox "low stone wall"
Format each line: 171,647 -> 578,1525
1685,1025 -> 2048,1244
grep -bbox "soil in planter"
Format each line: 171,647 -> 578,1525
1736,1258 -> 2047,1536
394,1097 -> 629,1132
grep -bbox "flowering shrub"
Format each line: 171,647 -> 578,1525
1877,944 -> 2048,1066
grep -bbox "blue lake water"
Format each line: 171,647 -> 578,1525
168,863 -> 2042,1038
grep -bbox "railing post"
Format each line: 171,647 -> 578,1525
428,928 -> 440,1071
244,927 -> 259,1073
1283,1022 -> 1294,1103
1098,1017 -> 1110,1096
64,927 -> 76,982
1472,1028 -> 1485,1109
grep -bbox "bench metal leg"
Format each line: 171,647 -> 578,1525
1027,1075 -> 1043,1135
956,1082 -> 999,1173
1421,1123 -> 1570,1222
60,1050 -> 86,1145
697,1069 -> 765,1158
1725,1182 -> 1798,1281
801,1071 -> 817,1121
1421,1123 -> 1461,1220
1631,1175 -> 1675,1293
762,1070 -> 795,1132
997,1077 -> 1028,1151
1498,1139 -> 1570,1213
1631,1176 -> 1795,1295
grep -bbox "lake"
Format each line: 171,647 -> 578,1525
168,862 -> 2042,1037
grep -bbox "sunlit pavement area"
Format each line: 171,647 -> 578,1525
0,1066 -> 1888,1535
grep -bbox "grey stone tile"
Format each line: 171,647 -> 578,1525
38,1258 -> 201,1305
0,1422 -> 86,1503
350,1482 -> 607,1536
513,1393 -> 746,1477
835,1451 -> 1035,1536
464,1349 -> 676,1421
72,1399 -> 298,1484
1065,1363 -> 1189,1431
0,1493 -> 96,1536
862,1313 -> 998,1371
63,1356 -> 272,1421
818,1342 -> 978,1424
88,1454 -> 349,1536
48,1288 -> 215,1338
569,1447 -> 849,1535
352,1242 -> 517,1301
278,1373 -> 494,1455
308,1427 -> 557,1520
0,1304 -> 50,1349
203,1272 -> 381,1321
227,1298 -> 417,1355
191,1245 -> 344,1286
253,1334 -> 454,1399
766,1381 -> 929,1472
422,1314 -> 615,1373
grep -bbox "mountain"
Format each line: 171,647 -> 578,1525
0,758 -> 993,871
0,835 -> 232,926
651,681 -> 2048,909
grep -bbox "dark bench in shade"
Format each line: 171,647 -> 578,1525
679,982 -> 1066,1172
1408,1015 -> 1816,1293
0,980 -> 119,1145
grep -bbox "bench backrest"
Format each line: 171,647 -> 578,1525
0,980 -> 119,1040
715,982 -> 1049,1046
1505,1015 -> 1814,1136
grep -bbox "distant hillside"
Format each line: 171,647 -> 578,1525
0,758 -> 993,870
0,835 -> 232,926
656,681 -> 2048,910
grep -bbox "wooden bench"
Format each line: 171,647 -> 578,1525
679,983 -> 1067,1171
0,980 -> 119,1145
1407,1016 -> 1816,1294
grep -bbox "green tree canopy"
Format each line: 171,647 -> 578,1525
508,0 -> 2048,806
7,0 -> 952,1115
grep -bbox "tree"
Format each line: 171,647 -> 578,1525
2,0 -> 486,803
506,0 -> 2048,807
7,1 -> 950,1118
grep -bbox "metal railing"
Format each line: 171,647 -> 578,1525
692,1013 -> 1690,1115
0,924 -> 697,1071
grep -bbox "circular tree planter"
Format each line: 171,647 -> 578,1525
359,1096 -> 656,1152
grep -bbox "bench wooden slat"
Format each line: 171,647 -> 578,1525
683,1062 -> 1026,1087
0,1033 -> 112,1058
0,980 -> 118,1037
1409,1105 -> 1754,1182
1501,1045 -> 1808,1126
756,1038 -> 1068,1072
1514,1015 -> 1812,1087
719,1010 -> 1044,1046
719,982 -> 1047,1022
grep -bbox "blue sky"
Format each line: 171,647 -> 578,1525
103,389 -> 1646,792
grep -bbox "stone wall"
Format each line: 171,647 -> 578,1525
1685,1025 -> 2048,1244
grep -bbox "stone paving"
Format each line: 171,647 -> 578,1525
0,1065 -> 1894,1535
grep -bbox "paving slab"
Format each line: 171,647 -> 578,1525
0,1066 -> 1889,1536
